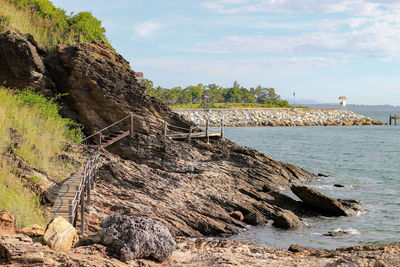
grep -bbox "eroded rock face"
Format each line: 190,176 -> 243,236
97,214 -> 176,262
0,30 -> 54,94
44,216 -> 78,251
47,41 -> 190,137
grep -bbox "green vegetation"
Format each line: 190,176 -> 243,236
0,161 -> 46,228
141,79 -> 292,108
0,88 -> 82,228
0,0 -> 110,49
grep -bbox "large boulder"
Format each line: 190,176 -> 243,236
43,216 -> 78,251
290,185 -> 359,216
0,212 -> 15,236
97,214 -> 176,262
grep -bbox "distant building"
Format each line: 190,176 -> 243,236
338,96 -> 347,109
135,72 -> 144,81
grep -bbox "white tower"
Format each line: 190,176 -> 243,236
338,96 -> 347,109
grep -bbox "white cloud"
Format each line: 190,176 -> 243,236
137,56 -> 344,78
194,1 -> 400,62
133,19 -> 165,37
201,0 -> 400,15
133,16 -> 179,38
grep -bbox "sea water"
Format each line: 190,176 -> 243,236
225,110 -> 400,249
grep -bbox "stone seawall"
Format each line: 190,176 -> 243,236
173,108 -> 384,127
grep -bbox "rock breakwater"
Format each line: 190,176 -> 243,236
174,108 -> 383,127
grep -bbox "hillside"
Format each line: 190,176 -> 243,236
0,88 -> 81,228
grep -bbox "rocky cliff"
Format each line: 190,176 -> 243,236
0,30 -> 323,237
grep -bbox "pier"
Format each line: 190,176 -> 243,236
389,115 -> 400,125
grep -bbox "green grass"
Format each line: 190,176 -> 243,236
0,88 -> 82,228
170,103 -> 305,109
0,160 -> 46,228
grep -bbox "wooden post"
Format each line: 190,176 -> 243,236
187,127 -> 192,143
68,199 -> 73,224
86,173 -> 91,206
130,113 -> 134,135
220,121 -> 224,140
163,122 -> 167,137
206,120 -> 209,143
80,187 -> 85,235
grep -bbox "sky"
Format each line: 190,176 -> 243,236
51,0 -> 400,105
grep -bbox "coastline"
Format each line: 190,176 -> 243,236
174,108 -> 384,127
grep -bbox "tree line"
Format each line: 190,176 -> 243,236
140,79 -> 291,108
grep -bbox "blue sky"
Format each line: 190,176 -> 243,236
52,0 -> 400,105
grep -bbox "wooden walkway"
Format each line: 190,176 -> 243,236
50,153 -> 99,234
164,120 -> 224,143
50,115 -> 222,234
389,115 -> 400,125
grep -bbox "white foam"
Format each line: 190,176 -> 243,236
332,228 -> 361,235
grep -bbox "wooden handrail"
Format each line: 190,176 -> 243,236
82,114 -> 133,143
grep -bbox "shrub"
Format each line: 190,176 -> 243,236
0,0 -> 111,49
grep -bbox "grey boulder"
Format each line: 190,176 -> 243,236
97,214 -> 176,262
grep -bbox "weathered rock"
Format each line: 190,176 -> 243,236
229,211 -> 244,221
288,244 -> 313,253
323,228 -> 360,237
0,212 -> 15,236
97,214 -> 176,262
0,30 -> 54,94
17,224 -> 45,237
44,216 -> 78,251
0,234 -> 44,265
271,209 -> 302,229
290,185 -> 358,216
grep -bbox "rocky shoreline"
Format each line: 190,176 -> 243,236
174,108 -> 384,127
1,30 -> 398,266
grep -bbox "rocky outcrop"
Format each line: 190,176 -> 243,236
97,214 -> 176,262
44,216 -> 78,251
47,41 -> 190,137
0,212 -> 15,236
16,225 -> 45,237
175,108 -> 384,127
290,185 -> 361,216
0,30 -> 54,95
0,234 -> 44,265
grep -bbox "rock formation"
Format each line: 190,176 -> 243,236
290,185 -> 362,216
0,234 -> 44,265
0,30 -> 54,95
0,212 -> 15,236
43,216 -> 78,251
97,214 -> 176,262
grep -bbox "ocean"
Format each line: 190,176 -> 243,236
225,110 -> 400,249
